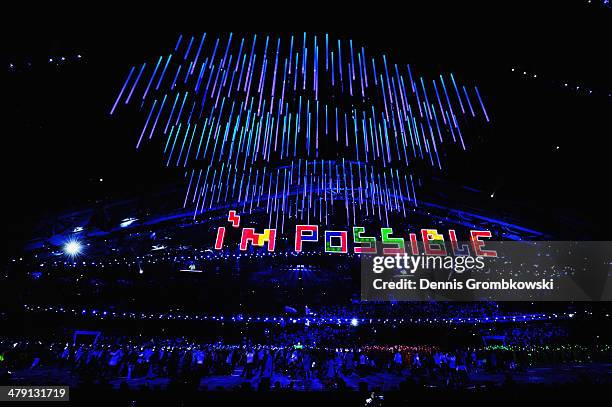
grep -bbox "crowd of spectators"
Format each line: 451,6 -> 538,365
2,328 -> 608,391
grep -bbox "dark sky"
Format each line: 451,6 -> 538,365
2,2 -> 611,260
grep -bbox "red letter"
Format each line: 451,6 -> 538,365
295,225 -> 318,252
215,227 -> 226,250
470,231 -> 497,257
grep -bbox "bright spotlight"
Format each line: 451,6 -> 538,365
64,240 -> 82,257
350,318 -> 359,327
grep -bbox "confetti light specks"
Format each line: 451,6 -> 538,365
111,33 -> 491,226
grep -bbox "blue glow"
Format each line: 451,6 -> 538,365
119,217 -> 138,228
23,304 -> 574,326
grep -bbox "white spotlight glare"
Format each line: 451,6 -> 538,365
350,318 -> 359,327
64,240 -> 82,257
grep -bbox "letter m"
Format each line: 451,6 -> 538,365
240,228 -> 277,252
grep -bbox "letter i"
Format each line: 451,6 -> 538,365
409,233 -> 419,255
215,227 -> 226,250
